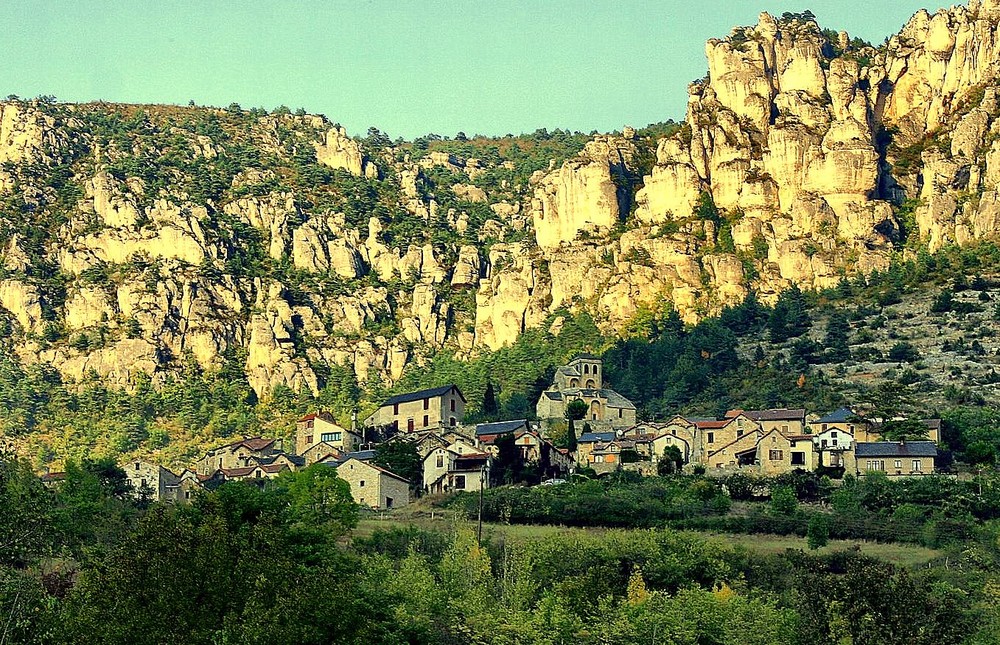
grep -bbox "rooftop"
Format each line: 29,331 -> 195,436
814,408 -> 856,424
475,419 -> 528,436
578,431 -> 617,443
855,441 -> 938,458
381,384 -> 465,407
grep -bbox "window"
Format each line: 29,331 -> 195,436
423,398 -> 429,410
141,478 -> 147,487
392,420 -> 399,432
320,432 -> 341,442
450,399 -> 456,412
831,431 -> 837,438
821,439 -> 828,448
618,408 -> 623,418
737,428 -> 744,437
436,455 -> 444,468
306,419 -> 314,428
868,460 -> 885,471
359,480 -> 366,487
305,434 -> 313,445
386,497 -> 394,508
184,491 -> 190,500
832,439 -> 838,447
407,418 -> 415,432
393,403 -> 399,415
707,432 -> 715,444
781,425 -> 788,432
894,460 -> 902,469
849,424 -> 855,432
791,452 -> 805,465
450,417 -> 456,427
423,415 -> 429,427
912,460 -> 922,471
768,450 -> 783,461
584,364 -> 590,374
135,462 -> 141,471
454,475 -> 466,489
822,424 -> 827,431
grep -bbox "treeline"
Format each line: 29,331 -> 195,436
452,470 -> 1000,549
4,455 -> 999,643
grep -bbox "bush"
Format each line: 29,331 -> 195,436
806,513 -> 830,550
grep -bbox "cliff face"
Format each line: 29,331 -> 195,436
3,1 -> 1000,398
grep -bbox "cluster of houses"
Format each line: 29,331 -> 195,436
48,355 -> 940,511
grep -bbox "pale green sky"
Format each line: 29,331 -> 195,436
2,1 -> 947,139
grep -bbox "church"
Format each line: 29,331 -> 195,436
535,354 -> 637,429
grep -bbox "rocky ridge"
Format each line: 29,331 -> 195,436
3,2 -> 1000,399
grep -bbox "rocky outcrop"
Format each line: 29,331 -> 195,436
6,2 -> 1000,399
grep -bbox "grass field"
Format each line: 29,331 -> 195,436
354,513 -> 942,568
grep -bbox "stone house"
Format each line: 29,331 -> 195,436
163,469 -> 204,503
696,414 -> 759,457
730,408 -> 807,436
535,355 -> 637,428
623,422 -> 694,465
854,442 -> 937,477
300,441 -> 343,466
755,430 -> 817,475
364,384 -> 466,432
576,431 -> 616,465
333,457 -> 410,509
195,437 -> 280,475
474,419 -> 530,448
295,411 -> 360,456
706,430 -> 764,470
808,407 -> 868,439
124,460 -> 180,502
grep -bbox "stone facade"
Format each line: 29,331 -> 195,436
335,457 -> 410,509
295,411 -> 359,456
536,355 -> 636,428
364,385 -> 466,431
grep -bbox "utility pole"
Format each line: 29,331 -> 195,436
477,462 -> 486,546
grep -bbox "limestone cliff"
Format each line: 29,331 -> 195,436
3,1 -> 1000,397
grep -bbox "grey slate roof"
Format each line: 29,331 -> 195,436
815,408 -> 856,424
542,391 -> 563,401
382,384 -> 464,407
571,353 -> 601,361
338,449 -> 377,462
855,441 -> 938,458
745,408 -> 806,421
603,389 -> 637,410
578,432 -> 616,443
475,419 -> 528,436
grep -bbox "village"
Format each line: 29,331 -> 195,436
69,354 -> 941,510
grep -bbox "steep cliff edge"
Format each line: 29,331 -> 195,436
3,1 -> 1000,405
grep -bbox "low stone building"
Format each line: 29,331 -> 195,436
124,460 -> 179,501
195,437 -> 281,475
333,457 -> 410,509
364,384 -> 466,432
854,442 -> 937,477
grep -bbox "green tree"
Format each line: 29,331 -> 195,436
374,441 -> 423,487
566,399 -> 588,421
823,311 -> 851,362
806,513 -> 830,550
274,464 -> 359,536
770,485 -> 797,516
481,380 -> 499,421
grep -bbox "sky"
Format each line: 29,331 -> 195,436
1,1 -> 950,140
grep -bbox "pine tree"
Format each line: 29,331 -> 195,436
482,380 -> 499,421
823,311 -> 851,362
